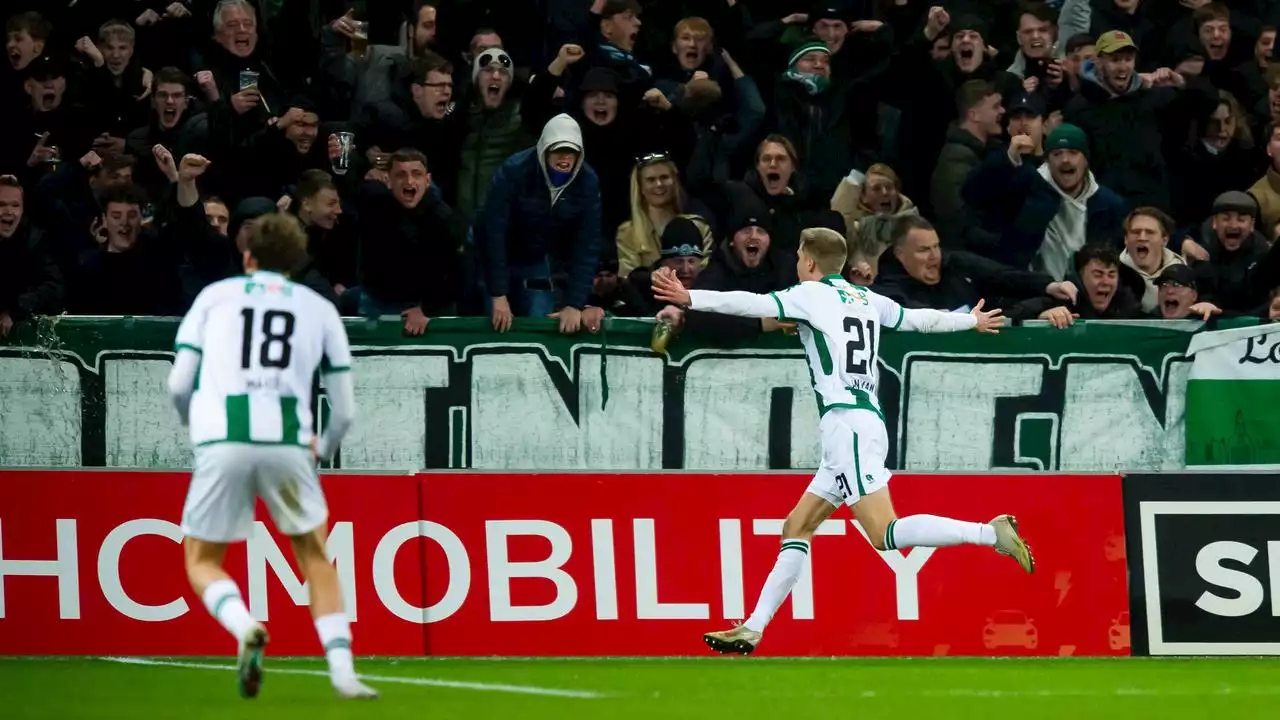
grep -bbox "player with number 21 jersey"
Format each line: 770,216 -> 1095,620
651,222 -> 1036,656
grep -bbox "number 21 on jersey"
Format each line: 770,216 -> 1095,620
843,316 -> 877,374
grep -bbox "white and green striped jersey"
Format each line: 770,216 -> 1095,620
767,276 -> 903,418
681,278 -> 981,420
173,270 -> 352,448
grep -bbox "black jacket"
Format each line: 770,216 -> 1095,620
0,222 -> 64,321
1064,62 -> 1217,211
685,239 -> 794,344
357,181 -> 465,313
930,124 -> 1000,252
125,111 -> 211,203
1008,264 -> 1147,320
871,249 -> 1052,312
68,229 -> 185,316
1191,222 -> 1280,311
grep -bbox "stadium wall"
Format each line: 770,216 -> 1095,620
0,316 -> 1226,472
0,470 -> 1128,657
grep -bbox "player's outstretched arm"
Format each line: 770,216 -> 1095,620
651,267 -> 778,318
898,299 -> 1004,334
166,348 -> 200,426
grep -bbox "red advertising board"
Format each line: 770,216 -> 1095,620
0,470 -> 1128,657
0,470 -> 425,656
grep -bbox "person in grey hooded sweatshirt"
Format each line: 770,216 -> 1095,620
477,113 -> 602,334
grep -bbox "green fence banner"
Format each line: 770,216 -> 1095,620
0,316 -> 1251,472
1185,323 -> 1280,469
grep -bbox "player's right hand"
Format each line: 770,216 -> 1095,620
651,267 -> 691,308
971,298 -> 1004,333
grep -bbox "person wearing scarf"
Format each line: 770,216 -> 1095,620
783,40 -> 832,96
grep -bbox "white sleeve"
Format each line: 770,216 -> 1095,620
166,349 -> 200,427
320,306 -> 353,373
167,294 -> 208,427
316,308 -> 356,460
897,307 -> 979,333
872,292 -> 906,330
687,289 -> 787,319
173,292 -> 207,354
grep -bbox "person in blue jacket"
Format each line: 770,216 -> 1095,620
477,112 -> 602,334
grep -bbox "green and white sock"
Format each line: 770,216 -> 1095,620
884,515 -> 996,550
315,613 -> 355,679
743,539 -> 810,633
201,579 -> 256,642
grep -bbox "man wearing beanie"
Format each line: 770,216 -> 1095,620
457,46 -> 531,221
963,121 -> 1127,280
625,216 -> 710,315
769,37 -> 879,202
1064,30 -> 1217,210
672,207 -> 796,343
803,2 -> 893,82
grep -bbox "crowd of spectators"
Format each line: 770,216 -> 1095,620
4,0 -> 1280,342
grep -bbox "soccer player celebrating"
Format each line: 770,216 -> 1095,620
166,210 -> 376,699
651,220 -> 1035,655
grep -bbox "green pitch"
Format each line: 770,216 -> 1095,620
3,656 -> 1278,719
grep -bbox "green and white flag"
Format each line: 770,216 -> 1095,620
1185,323 -> 1280,469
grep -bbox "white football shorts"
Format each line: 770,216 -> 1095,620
182,444 -> 328,542
806,408 -> 893,508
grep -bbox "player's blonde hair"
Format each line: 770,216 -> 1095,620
247,212 -> 309,274
798,227 -> 847,275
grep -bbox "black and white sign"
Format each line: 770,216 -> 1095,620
1124,474 -> 1280,656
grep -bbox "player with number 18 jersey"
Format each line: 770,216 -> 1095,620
167,213 -> 374,700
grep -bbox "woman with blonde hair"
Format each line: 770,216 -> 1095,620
616,152 -> 715,276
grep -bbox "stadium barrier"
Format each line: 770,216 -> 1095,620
3,316 -> 1264,473
1122,472 -> 1280,656
0,470 -> 1127,657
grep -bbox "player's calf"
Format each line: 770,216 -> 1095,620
702,493 -> 836,654
185,539 -> 260,645
290,527 -> 377,696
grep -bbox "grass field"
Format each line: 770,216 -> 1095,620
4,656 -> 1278,719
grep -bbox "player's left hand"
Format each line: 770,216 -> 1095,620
550,306 -> 583,334
971,298 -> 1004,334
402,306 -> 429,336
651,266 -> 691,308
